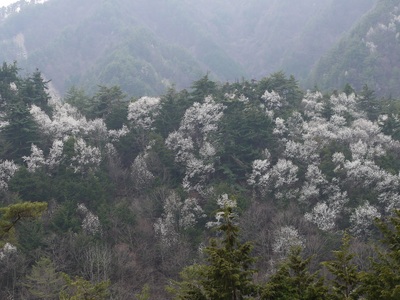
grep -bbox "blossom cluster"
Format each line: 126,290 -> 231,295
166,96 -> 225,192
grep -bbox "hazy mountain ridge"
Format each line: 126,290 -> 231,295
0,0 -> 378,97
309,0 -> 400,97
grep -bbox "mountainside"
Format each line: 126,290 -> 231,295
2,63 -> 400,298
0,0 -> 376,97
309,0 -> 400,97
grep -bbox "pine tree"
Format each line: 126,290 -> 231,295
360,210 -> 400,299
59,273 -> 110,300
322,232 -> 360,300
0,201 -> 47,246
23,257 -> 63,299
262,247 -> 327,300
168,197 -> 258,299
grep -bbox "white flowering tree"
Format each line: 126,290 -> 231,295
0,160 -> 19,191
261,90 -> 285,119
166,96 -> 225,192
272,226 -> 304,257
248,150 -> 299,201
350,202 -> 381,237
128,96 -> 161,130
154,191 -> 205,248
77,203 -> 102,235
131,151 -> 155,190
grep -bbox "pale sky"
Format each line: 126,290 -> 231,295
0,0 -> 19,8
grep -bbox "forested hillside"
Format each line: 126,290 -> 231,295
310,0 -> 400,97
2,63 -> 400,298
0,0 -> 376,97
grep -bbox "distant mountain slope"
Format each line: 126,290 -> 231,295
309,0 -> 400,97
0,0 -> 377,96
196,0 -> 376,80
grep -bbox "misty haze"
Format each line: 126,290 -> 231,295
1,0 -> 400,299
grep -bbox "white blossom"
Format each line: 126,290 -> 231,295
329,93 -> 361,118
206,194 -> 237,228
305,202 -> 339,231
272,226 -> 304,255
216,193 -> 237,209
23,144 -> 46,172
0,243 -> 17,261
299,164 -> 327,203
47,139 -> 64,170
154,191 -> 204,247
108,125 -> 129,142
165,96 -> 225,191
70,138 -> 101,173
128,96 -> 161,130
301,91 -> 324,118
249,156 -> 298,200
273,117 -> 287,137
0,160 -> 19,190
350,202 -> 381,237
131,152 -> 154,188
261,90 -> 284,118
77,203 -> 101,235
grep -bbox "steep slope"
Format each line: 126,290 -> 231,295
0,0 -> 246,96
175,0 -> 376,80
0,0 -> 377,97
309,0 -> 400,97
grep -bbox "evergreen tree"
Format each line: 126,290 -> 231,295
1,100 -> 40,161
23,257 -> 63,299
19,70 -> 52,115
0,61 -> 19,109
168,197 -> 258,299
190,74 -> 217,102
322,232 -> 360,300
357,84 -> 379,121
360,210 -> 400,299
0,201 -> 47,246
90,85 -> 126,126
59,273 -> 110,300
262,247 -> 327,300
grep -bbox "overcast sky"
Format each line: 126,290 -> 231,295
0,0 -> 19,8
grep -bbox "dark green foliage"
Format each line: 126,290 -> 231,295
50,200 -> 81,233
360,210 -> 400,299
262,247 -> 327,300
258,72 -> 304,111
23,257 -> 63,299
218,101 -> 273,183
343,84 -> 355,96
90,85 -> 127,128
357,85 -> 380,121
1,100 -> 39,161
19,70 -> 52,115
0,63 -> 49,161
310,0 -> 400,97
0,201 -> 47,246
168,202 -> 258,299
17,219 -> 45,254
59,273 -> 110,300
0,61 -> 19,107
322,233 -> 360,300
190,75 -> 218,102
154,87 -> 192,139
64,86 -> 92,116
9,167 -> 52,202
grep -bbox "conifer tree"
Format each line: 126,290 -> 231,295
0,201 -> 47,246
262,247 -> 327,300
23,257 -> 63,299
360,210 -> 400,299
168,196 -> 258,299
322,232 -> 360,300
